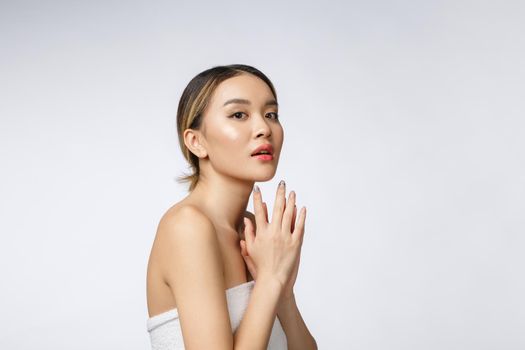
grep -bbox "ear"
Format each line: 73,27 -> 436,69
183,128 -> 208,159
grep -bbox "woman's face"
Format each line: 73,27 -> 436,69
199,73 -> 284,182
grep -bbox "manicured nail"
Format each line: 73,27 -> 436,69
279,180 -> 285,187
253,185 -> 260,193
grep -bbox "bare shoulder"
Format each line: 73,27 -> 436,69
154,204 -> 233,348
158,204 -> 215,240
155,204 -> 222,280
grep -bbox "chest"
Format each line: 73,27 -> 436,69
216,228 -> 252,288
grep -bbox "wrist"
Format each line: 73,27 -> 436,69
279,290 -> 295,305
281,289 -> 295,299
257,274 -> 285,295
277,291 -> 296,314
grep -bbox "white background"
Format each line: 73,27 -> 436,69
1,0 -> 524,349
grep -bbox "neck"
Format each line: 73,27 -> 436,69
188,173 -> 254,234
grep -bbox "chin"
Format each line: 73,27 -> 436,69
252,170 -> 277,182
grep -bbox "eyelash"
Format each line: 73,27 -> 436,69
229,112 -> 279,120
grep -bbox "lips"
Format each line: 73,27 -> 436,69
251,144 -> 274,156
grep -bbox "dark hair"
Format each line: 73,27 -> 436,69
175,64 -> 278,192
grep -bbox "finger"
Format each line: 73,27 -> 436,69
292,206 -> 307,243
240,240 -> 251,262
242,253 -> 255,271
240,240 -> 251,259
252,185 -> 268,227
262,202 -> 268,222
291,204 -> 297,233
281,190 -> 296,233
240,244 -> 257,279
240,240 -> 247,256
243,217 -> 255,249
271,180 -> 286,226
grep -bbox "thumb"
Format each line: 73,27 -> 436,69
240,239 -> 247,256
240,240 -> 257,279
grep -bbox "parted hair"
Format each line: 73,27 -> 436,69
175,64 -> 278,192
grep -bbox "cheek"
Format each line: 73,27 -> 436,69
219,124 -> 243,143
273,126 -> 284,151
210,124 -> 246,158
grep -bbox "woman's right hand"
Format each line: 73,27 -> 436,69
242,180 -> 307,290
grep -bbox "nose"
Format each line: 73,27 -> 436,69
253,113 -> 272,138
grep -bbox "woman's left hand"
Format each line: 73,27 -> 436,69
240,201 -> 300,300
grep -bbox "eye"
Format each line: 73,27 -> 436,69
267,112 -> 279,120
229,111 -> 279,120
230,112 -> 247,120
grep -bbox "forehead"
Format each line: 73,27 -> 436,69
210,74 -> 275,107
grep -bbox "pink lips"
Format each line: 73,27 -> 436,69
252,154 -> 273,161
251,143 -> 274,161
251,143 -> 274,156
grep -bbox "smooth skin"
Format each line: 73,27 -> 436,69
146,73 -> 317,349
242,183 -> 304,296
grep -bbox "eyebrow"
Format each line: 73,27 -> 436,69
222,98 -> 278,107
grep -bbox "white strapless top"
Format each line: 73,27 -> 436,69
147,280 -> 288,349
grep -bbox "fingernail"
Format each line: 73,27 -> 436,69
279,180 -> 285,187
253,185 -> 260,193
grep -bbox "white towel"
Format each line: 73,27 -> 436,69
147,280 -> 288,349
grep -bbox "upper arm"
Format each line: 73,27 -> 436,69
157,206 -> 233,349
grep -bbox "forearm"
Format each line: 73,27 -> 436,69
233,275 -> 283,350
276,293 -> 318,350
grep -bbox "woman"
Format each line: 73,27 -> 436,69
146,64 -> 317,349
